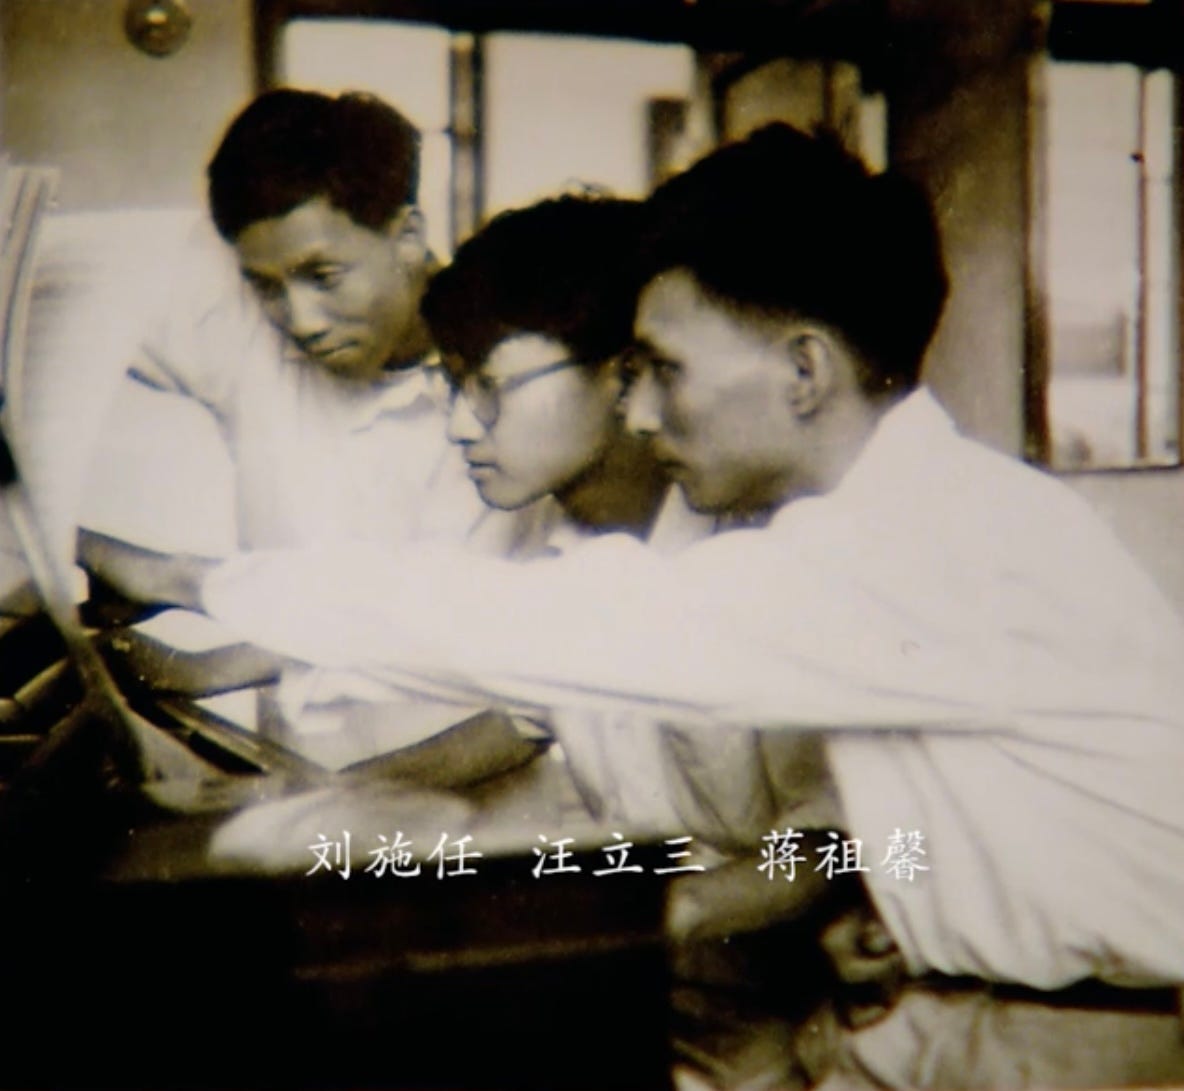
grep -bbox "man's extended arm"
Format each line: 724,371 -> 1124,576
198,535 -> 1013,732
77,527 -> 218,612
96,627 -> 282,696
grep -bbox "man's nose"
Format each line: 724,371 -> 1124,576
446,389 -> 485,443
283,284 -> 331,345
623,369 -> 662,437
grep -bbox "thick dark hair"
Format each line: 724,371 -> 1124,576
207,89 -> 421,241
639,124 -> 948,397
421,195 -> 643,375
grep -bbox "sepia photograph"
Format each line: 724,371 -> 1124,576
0,1 -> 1182,1088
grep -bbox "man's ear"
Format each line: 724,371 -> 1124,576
782,330 -> 836,418
387,205 -> 428,258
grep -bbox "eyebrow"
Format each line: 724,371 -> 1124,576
290,255 -> 347,275
239,266 -> 278,288
240,252 -> 347,281
629,336 -> 678,364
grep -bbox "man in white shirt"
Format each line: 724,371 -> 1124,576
204,125 -> 1184,1087
78,89 -> 484,753
85,88 -> 480,564
75,87 -> 485,767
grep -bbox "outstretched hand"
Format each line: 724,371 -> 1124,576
76,527 -> 216,613
818,900 -> 906,1028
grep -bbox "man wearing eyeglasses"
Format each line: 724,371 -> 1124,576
449,352 -> 599,507
422,194 -> 707,563
205,123 -> 1184,1088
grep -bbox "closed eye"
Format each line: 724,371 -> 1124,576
473,372 -> 500,397
618,348 -> 645,388
652,357 -> 683,385
300,264 -> 347,290
241,270 -> 282,300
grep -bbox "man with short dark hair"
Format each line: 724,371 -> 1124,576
206,90 -> 430,388
80,89 -> 482,762
205,124 -> 1184,1087
107,88 -> 479,553
624,125 -> 947,519
422,194 -> 682,545
208,90 -> 421,246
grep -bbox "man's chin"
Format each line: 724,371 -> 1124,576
676,477 -> 717,515
304,346 -> 381,379
475,479 -> 532,512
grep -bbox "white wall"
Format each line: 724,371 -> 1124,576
483,33 -> 695,213
0,1 -> 252,564
281,19 -> 455,258
1,0 -> 254,210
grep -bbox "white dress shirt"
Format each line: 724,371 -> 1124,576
94,216 -> 486,751
122,215 -> 483,551
204,388 -> 1184,988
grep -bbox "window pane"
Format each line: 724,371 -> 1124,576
1045,61 -> 1179,469
281,19 -> 453,257
483,33 -> 695,214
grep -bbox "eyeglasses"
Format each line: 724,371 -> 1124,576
449,357 -> 583,426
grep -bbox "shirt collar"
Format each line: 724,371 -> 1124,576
838,385 -> 954,492
769,386 -> 953,528
352,356 -> 445,427
278,340 -> 445,431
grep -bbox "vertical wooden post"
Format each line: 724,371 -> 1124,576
449,31 -> 483,251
